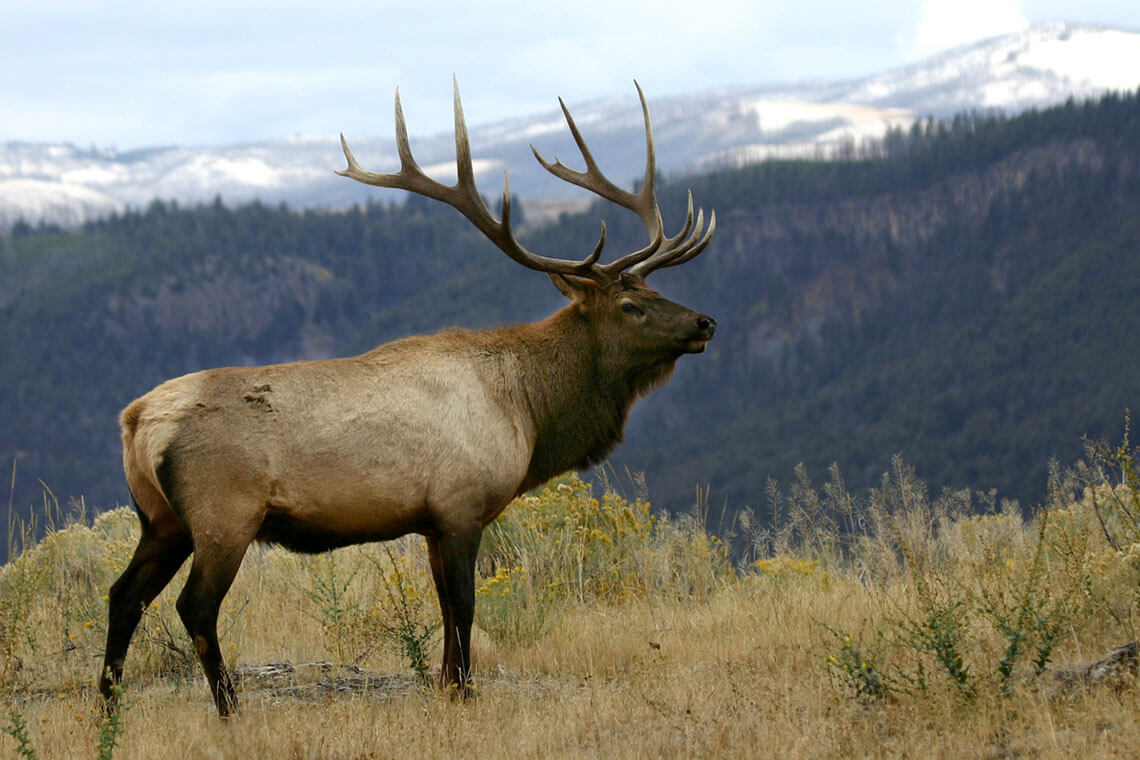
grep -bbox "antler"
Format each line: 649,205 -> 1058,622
337,78 -> 715,280
338,77 -> 603,277
531,82 -> 716,278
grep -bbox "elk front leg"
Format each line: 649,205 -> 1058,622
426,528 -> 481,698
176,540 -> 249,717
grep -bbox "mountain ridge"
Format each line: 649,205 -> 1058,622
2,23 -> 1138,231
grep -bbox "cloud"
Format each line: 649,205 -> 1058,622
911,0 -> 1030,56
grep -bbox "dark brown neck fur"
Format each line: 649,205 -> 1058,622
502,307 -> 679,491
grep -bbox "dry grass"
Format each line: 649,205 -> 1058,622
4,458 -> 1140,759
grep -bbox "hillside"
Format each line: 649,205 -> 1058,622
2,91 -> 1140,545
617,95 -> 1140,515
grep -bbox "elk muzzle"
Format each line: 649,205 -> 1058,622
682,313 -> 717,353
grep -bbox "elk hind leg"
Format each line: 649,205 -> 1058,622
100,508 -> 191,706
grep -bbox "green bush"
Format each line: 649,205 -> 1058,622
476,475 -> 732,645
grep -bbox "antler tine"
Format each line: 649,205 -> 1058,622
450,77 -> 478,191
530,82 -> 717,279
532,103 -> 657,234
532,82 -> 661,241
630,208 -> 717,276
393,89 -> 417,175
600,168 -> 712,277
337,89 -> 441,202
675,210 -> 718,264
631,79 -> 660,232
338,79 -> 602,277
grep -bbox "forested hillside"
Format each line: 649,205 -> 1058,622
2,91 -> 1139,547
620,94 -> 1140,516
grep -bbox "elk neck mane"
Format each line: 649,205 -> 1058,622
512,305 -> 679,486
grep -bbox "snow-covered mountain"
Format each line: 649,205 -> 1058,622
2,23 -> 1137,231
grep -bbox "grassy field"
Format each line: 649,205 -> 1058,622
3,441 -> 1140,759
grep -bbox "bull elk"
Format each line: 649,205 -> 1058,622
99,80 -> 716,717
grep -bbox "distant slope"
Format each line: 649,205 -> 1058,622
2,23 -> 1138,232
822,23 -> 1140,115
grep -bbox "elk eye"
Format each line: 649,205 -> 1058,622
621,301 -> 644,316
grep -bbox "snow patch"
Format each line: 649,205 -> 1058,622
0,178 -> 125,229
419,158 -> 503,183
61,164 -> 130,186
169,155 -> 283,188
1018,29 -> 1140,91
745,101 -> 911,136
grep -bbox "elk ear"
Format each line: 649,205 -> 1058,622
548,272 -> 599,302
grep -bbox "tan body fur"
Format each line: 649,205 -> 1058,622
123,306 -> 665,550
125,333 -> 533,553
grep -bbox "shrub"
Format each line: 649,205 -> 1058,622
476,475 -> 732,644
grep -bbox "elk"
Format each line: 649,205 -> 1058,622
99,80 -> 716,717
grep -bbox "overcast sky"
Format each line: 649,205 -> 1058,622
3,0 -> 1138,150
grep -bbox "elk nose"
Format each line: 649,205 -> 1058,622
697,315 -> 717,339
